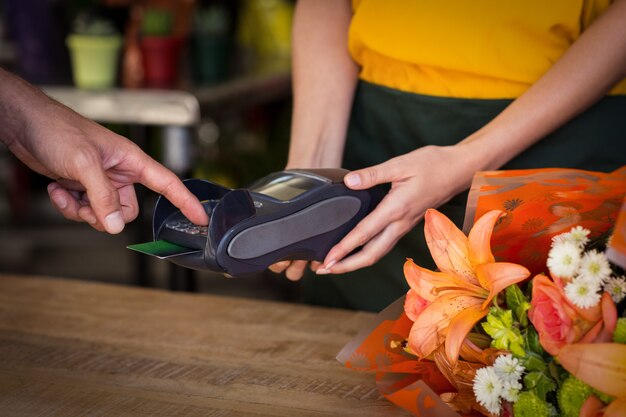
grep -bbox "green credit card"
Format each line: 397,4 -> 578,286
127,240 -> 200,259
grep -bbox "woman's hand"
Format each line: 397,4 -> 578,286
315,144 -> 478,275
269,259 -> 323,281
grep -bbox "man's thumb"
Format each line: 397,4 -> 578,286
82,169 -> 124,234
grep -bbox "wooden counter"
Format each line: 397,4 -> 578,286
0,275 -> 408,416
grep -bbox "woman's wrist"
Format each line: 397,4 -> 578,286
455,119 -> 532,173
287,125 -> 345,168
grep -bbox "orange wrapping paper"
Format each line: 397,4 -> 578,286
337,298 -> 463,417
463,167 -> 626,275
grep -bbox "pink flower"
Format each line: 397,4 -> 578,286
528,274 -> 617,356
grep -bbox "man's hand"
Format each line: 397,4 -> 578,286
1,69 -> 207,234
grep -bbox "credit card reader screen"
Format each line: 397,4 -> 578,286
250,172 -> 326,202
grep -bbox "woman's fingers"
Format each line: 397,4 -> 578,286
310,261 -> 323,272
285,260 -> 308,281
318,221 -> 408,274
270,260 -> 323,280
320,195 -> 405,269
269,261 -> 291,274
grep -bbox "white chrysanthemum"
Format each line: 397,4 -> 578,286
551,227 -> 590,248
473,366 -> 502,415
547,241 -> 581,279
567,226 -> 591,248
565,277 -> 602,308
501,380 -> 522,402
604,276 -> 626,304
551,233 -> 569,247
493,354 -> 525,384
578,250 -> 612,284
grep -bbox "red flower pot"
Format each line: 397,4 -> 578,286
139,36 -> 182,88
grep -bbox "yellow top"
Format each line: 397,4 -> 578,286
349,0 -> 626,98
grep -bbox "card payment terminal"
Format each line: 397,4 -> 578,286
129,169 -> 385,277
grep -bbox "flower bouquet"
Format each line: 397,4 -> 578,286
338,167 -> 626,417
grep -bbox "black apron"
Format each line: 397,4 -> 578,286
301,80 -> 626,312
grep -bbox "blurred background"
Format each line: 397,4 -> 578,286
0,0 -> 301,302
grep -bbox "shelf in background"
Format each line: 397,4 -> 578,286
42,71 -> 292,127
191,70 -> 291,113
43,87 -> 200,127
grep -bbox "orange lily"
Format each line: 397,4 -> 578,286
557,343 -> 626,417
405,209 -> 530,365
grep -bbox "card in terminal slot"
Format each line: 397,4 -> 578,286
127,240 -> 201,259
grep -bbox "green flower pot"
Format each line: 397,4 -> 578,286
66,34 -> 122,89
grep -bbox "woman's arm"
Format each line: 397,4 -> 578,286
271,0 -> 358,280
286,0 -> 358,169
318,0 -> 626,275
460,0 -> 626,170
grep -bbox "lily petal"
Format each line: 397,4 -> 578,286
404,259 -> 442,301
468,210 -> 504,267
424,209 -> 477,285
598,291 -> 618,341
579,395 -> 604,417
445,303 -> 489,365
404,289 -> 430,322
557,343 -> 626,398
580,292 -> 618,344
408,317 -> 442,359
408,293 -> 483,358
476,262 -> 530,309
404,259 -> 485,301
605,398 -> 626,417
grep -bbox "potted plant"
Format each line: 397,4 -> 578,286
138,8 -> 181,88
66,14 -> 122,90
190,5 -> 232,85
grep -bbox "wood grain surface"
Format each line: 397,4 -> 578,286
0,275 -> 409,416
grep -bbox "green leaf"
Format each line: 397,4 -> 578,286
523,352 -> 547,372
506,284 -> 527,313
506,285 -> 531,327
510,341 -> 526,358
501,309 -> 514,328
481,322 -> 499,338
516,302 -> 531,327
524,327 -> 544,355
548,359 -> 566,388
524,371 -> 556,401
486,310 -> 506,330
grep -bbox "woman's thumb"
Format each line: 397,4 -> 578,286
344,163 -> 392,189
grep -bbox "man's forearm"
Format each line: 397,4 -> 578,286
0,68 -> 51,148
287,0 -> 358,169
